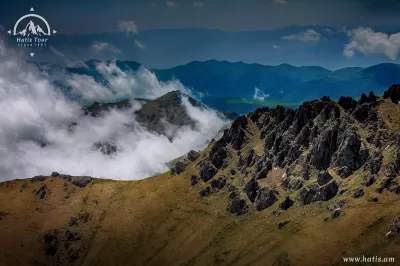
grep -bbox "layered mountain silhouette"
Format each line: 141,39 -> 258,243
17,20 -> 48,37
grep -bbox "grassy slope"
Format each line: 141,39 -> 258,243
0,100 -> 400,266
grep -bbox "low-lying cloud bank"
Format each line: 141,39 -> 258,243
0,38 -> 229,181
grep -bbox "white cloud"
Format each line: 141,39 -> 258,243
49,46 -> 64,57
117,20 -> 138,36
91,41 -> 121,53
0,38 -> 229,181
134,40 -> 145,49
253,88 -> 270,101
274,0 -> 287,6
193,2 -> 205,7
272,44 -> 282,49
282,29 -> 320,42
166,1 -> 177,7
65,60 -> 88,68
344,27 -> 400,60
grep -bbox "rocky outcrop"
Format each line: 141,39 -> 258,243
172,161 -> 187,174
362,173 -> 376,187
211,177 -> 226,191
254,188 -> 278,211
317,171 -> 333,186
384,84 -> 400,104
299,181 -> 339,205
200,186 -> 213,197
200,163 -> 217,182
227,192 -> 249,215
331,128 -> 368,171
279,196 -> 294,210
245,178 -> 259,203
188,150 -> 200,162
338,96 -> 357,110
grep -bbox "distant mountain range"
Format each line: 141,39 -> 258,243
26,26 -> 400,70
55,59 -> 400,113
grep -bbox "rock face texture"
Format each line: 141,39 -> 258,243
192,86 -> 399,214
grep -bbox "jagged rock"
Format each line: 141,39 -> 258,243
230,169 -> 236,175
34,184 -> 49,199
278,220 -> 290,229
338,96 -> 357,110
191,175 -> 199,186
245,178 -> 259,202
51,172 -> 59,177
365,152 -> 383,174
352,103 -> 377,123
31,176 -> 46,182
353,188 -> 364,198
336,166 -> 352,179
200,163 -> 217,182
255,167 -> 269,180
71,176 -> 93,188
317,171 -> 333,186
332,208 -> 342,219
61,174 -> 72,181
279,196 -> 294,210
200,186 -> 213,197
254,187 -> 278,211
188,150 -> 200,162
173,161 -> 187,174
210,140 -> 228,169
376,177 -> 394,193
388,181 -> 400,195
384,163 -> 397,178
362,173 -> 376,187
211,177 -> 226,190
308,122 -> 339,170
384,84 -> 400,104
299,181 -> 339,205
227,196 -> 248,215
301,164 -> 310,180
332,128 -> 367,171
224,116 -> 248,150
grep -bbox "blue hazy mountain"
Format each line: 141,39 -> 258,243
40,59 -> 400,114
33,26 -> 400,70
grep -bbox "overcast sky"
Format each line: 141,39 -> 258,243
1,0 -> 400,34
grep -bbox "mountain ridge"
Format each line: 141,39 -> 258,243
1,85 -> 400,265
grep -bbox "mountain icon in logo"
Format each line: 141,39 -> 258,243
17,20 -> 49,37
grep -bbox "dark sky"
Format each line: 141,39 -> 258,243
1,0 -> 400,34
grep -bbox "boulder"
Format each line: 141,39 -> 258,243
299,181 -> 339,205
200,163 -> 217,182
278,220 -> 290,229
200,186 -> 213,197
191,175 -> 199,186
187,150 -> 200,162
254,187 -> 278,211
317,171 -> 333,186
384,163 -> 397,178
71,176 -> 93,188
338,96 -> 357,110
362,173 -> 376,187
211,177 -> 226,190
245,178 -> 259,202
51,172 -> 60,177
332,128 -> 365,171
353,187 -> 364,198
173,161 -> 187,174
336,166 -> 352,179
210,140 -> 228,169
376,177 -> 394,193
279,196 -> 294,210
384,84 -> 400,104
227,196 -> 248,215
332,208 -> 342,219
